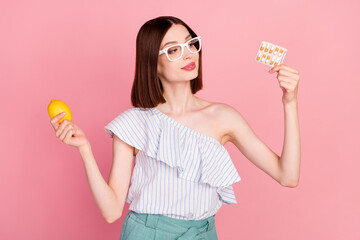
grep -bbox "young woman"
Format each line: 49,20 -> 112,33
50,16 -> 301,240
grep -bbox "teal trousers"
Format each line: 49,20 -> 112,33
120,211 -> 218,240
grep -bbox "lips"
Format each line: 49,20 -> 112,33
181,62 -> 195,70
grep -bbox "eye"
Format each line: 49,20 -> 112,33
168,49 -> 177,54
168,46 -> 179,54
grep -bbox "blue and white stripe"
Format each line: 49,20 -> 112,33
104,107 -> 241,220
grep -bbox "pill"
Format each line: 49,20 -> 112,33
266,55 -> 271,63
269,45 -> 274,54
274,56 -> 280,66
256,52 -> 262,61
260,42 -> 266,51
270,56 -> 275,65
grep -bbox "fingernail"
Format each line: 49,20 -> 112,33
61,112 -> 66,115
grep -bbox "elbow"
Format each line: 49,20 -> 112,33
105,214 -> 122,224
105,218 -> 115,224
104,203 -> 124,224
280,178 -> 299,188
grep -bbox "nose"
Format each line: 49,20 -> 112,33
182,45 -> 192,59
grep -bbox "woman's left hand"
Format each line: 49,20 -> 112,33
268,64 -> 300,105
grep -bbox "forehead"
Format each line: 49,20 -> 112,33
161,24 -> 190,44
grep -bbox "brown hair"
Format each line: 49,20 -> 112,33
131,16 -> 203,108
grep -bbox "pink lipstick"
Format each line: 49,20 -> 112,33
181,62 -> 195,71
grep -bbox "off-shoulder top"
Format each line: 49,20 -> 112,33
104,107 -> 241,220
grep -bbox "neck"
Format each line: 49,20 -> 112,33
157,80 -> 197,115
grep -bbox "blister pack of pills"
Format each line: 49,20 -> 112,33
255,41 -> 287,67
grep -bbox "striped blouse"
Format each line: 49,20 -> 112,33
104,107 -> 241,220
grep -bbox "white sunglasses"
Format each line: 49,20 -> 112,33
159,36 -> 202,62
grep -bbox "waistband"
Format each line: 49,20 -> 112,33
128,211 -> 215,238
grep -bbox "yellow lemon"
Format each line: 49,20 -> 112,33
47,99 -> 72,124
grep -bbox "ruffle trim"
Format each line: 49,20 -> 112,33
104,107 -> 241,204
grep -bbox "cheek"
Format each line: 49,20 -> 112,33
159,62 -> 181,77
157,60 -> 166,77
157,64 -> 162,76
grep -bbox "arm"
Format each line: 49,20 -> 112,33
222,102 -> 300,187
278,101 -> 301,187
50,112 -> 134,223
78,135 -> 134,223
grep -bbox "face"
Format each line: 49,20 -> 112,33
157,24 -> 200,83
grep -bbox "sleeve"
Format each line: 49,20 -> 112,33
104,108 -> 146,151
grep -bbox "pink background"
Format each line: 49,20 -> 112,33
1,0 -> 359,239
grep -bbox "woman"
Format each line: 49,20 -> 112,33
50,16 -> 301,240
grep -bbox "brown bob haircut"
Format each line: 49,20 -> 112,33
131,16 -> 203,108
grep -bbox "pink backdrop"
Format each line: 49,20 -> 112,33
1,0 -> 359,239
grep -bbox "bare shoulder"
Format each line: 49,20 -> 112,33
212,102 -> 255,145
211,102 -> 238,114
205,101 -> 243,122
201,100 -> 246,144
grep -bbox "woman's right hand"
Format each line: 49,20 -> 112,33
50,112 -> 89,149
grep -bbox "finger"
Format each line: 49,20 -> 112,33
278,69 -> 300,79
56,120 -> 70,138
51,122 -> 59,131
278,75 -> 298,84
59,124 -> 73,141
63,129 -> 74,145
270,64 -> 299,74
50,112 -> 66,130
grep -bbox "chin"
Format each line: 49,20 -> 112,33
174,69 -> 199,81
185,72 -> 198,81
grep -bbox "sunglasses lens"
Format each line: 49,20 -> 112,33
188,38 -> 201,53
167,45 -> 182,61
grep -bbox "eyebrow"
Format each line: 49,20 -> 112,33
162,34 -> 192,49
